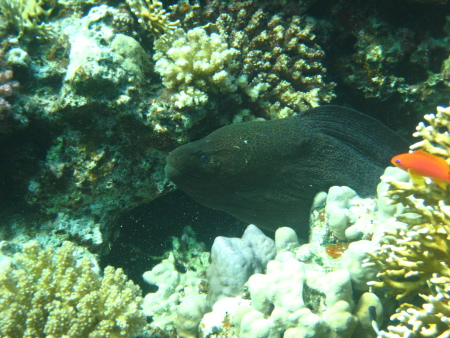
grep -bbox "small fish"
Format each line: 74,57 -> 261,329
391,150 -> 450,190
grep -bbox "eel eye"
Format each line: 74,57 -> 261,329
200,154 -> 210,166
395,159 -> 401,164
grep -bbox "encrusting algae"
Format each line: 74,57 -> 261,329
364,105 -> 450,337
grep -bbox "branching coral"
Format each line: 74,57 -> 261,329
332,9 -> 450,126
148,25 -> 241,130
147,2 -> 335,135
223,10 -> 336,118
126,0 -> 178,37
0,240 -> 146,337
0,0 -> 57,39
364,106 -> 450,337
188,3 -> 336,119
154,27 -> 240,108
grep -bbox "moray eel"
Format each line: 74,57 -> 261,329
165,106 -> 409,232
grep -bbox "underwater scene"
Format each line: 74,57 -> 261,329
1,0 -> 450,337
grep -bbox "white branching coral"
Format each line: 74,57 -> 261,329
364,105 -> 450,338
411,106 -> 450,158
154,27 -> 240,109
0,241 -> 146,337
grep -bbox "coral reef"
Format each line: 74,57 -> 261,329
141,179 -> 408,337
238,248 -> 357,338
152,26 -> 240,127
9,0 -> 450,260
0,240 -> 146,337
15,6 -> 170,246
0,0 -> 57,39
126,0 -> 178,37
197,223 -> 384,338
147,1 -> 336,136
26,128 -> 168,229
59,5 -> 150,107
0,48 -> 19,121
327,2 -> 450,130
207,224 -> 276,305
11,0 -> 338,248
227,12 -> 336,118
142,226 -> 209,334
1,1 -> 450,336
325,186 -> 358,240
365,105 -> 450,337
0,0 -> 340,256
176,295 -> 211,338
154,27 -> 239,100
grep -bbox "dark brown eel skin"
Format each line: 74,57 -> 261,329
165,105 -> 409,233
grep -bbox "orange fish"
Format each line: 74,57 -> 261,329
391,149 -> 450,190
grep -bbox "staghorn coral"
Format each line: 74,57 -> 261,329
0,240 -> 146,337
0,0 -> 57,39
364,105 -> 450,337
126,0 -> 178,37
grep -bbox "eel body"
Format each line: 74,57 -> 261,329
165,106 -> 409,232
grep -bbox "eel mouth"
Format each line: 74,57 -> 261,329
164,164 -> 202,182
164,163 -> 180,180
164,164 -> 204,186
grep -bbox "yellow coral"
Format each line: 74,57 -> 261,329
0,241 -> 146,337
365,105 -> 450,337
0,0 -> 56,39
411,106 -> 450,158
125,0 -> 178,37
